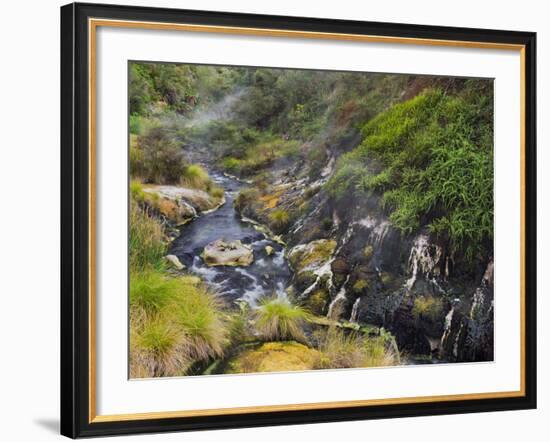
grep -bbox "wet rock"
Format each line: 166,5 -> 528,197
165,254 -> 185,270
202,239 -> 254,267
288,239 -> 337,290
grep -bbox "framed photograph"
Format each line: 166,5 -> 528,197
60,2 -> 537,438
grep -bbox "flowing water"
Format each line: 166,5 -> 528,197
169,172 -> 291,306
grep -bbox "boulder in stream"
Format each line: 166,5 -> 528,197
202,239 -> 254,267
165,254 -> 185,270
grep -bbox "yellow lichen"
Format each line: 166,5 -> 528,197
225,342 -> 320,374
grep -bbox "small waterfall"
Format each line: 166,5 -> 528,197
440,304 -> 456,349
349,297 -> 361,323
405,234 -> 442,292
327,274 -> 351,319
370,220 -> 391,249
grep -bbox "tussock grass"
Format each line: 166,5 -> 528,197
130,272 -> 229,378
181,164 -> 210,189
253,297 -> 310,342
313,327 -> 398,369
129,202 -> 166,272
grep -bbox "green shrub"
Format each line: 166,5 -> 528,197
221,157 -> 242,174
327,87 -> 493,260
132,125 -> 187,184
254,297 -> 310,342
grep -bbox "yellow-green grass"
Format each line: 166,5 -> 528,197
253,297 -> 310,342
130,272 -> 229,378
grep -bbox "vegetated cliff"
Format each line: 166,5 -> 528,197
230,81 -> 494,363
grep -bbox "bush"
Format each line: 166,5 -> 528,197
221,157 -> 242,174
253,297 -> 310,342
132,125 -> 187,184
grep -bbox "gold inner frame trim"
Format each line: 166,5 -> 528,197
88,17 -> 527,424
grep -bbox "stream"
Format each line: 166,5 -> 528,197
169,172 -> 291,306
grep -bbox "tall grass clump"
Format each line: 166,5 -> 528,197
129,202 -> 166,271
313,327 -> 398,369
130,273 -> 229,378
253,297 -> 310,342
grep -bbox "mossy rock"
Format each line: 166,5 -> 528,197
304,289 -> 330,315
363,245 -> 374,261
224,342 -> 320,374
288,239 -> 337,273
352,279 -> 370,293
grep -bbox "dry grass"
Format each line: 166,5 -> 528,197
313,327 -> 398,369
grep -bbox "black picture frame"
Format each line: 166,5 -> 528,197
61,2 -> 537,438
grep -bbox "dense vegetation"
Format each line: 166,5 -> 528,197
327,83 -> 493,259
128,61 -> 494,376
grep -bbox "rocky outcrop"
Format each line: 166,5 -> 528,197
287,239 -> 337,314
143,184 -> 224,225
202,239 -> 254,267
282,180 -> 493,362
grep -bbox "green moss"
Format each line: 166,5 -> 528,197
289,239 -> 337,273
380,272 -> 395,286
305,289 -> 330,315
412,296 -> 444,322
352,279 -> 370,293
363,245 -> 374,261
225,341 -> 320,374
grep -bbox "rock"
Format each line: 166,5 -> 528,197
265,245 -> 274,256
165,254 -> 185,270
288,239 -> 337,289
202,239 -> 254,267
142,185 -> 224,224
224,342 -> 320,374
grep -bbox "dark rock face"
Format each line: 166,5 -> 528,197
285,190 -> 494,363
